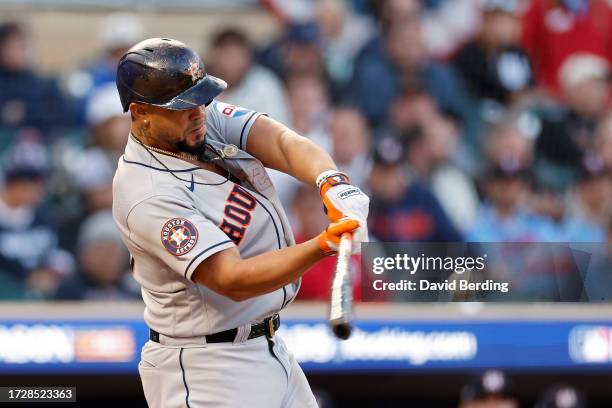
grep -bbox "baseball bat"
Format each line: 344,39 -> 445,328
329,232 -> 353,340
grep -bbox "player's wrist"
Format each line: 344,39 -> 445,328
316,170 -> 350,195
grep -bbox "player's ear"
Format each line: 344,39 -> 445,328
129,102 -> 148,121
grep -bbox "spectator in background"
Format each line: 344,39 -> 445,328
313,0 -> 375,99
453,0 -> 533,109
258,0 -> 374,102
390,92 -> 479,231
85,83 -> 132,159
529,153 -> 610,244
0,21 -> 75,132
56,210 -> 137,301
367,135 -> 462,242
57,147 -> 115,254
291,185 -> 361,301
351,0 -> 468,125
65,13 -> 143,124
471,130 -> 588,299
328,107 -> 371,189
389,89 -> 440,135
484,114 -> 539,187
534,384 -> 587,408
207,28 -> 290,124
522,0 -> 612,97
484,116 -> 611,242
68,149 -> 115,213
562,153 -> 610,241
258,22 -> 326,81
69,84 -> 127,211
458,370 -> 519,408
407,126 -> 478,232
58,84 -> 126,252
269,73 -> 331,206
286,73 -> 331,148
484,119 -> 536,171
0,135 -> 74,300
535,53 -> 610,173
467,161 -> 557,242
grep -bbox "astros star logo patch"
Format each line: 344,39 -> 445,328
185,61 -> 205,84
161,218 -> 198,256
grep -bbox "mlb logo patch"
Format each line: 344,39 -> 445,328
568,325 -> 611,363
215,102 -> 248,118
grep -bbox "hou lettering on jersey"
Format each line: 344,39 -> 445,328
219,185 -> 257,245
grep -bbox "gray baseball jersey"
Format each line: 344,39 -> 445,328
112,101 -> 300,338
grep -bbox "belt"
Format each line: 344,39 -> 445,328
149,314 -> 280,344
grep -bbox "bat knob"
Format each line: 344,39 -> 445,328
332,323 -> 352,340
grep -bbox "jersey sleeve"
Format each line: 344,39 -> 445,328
206,100 -> 265,150
127,195 -> 235,281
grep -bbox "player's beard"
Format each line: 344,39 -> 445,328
174,136 -> 207,157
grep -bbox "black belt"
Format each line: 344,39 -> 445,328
149,314 -> 280,344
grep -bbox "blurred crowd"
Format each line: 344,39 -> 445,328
0,0 -> 611,301
312,368 -> 590,407
456,370 -> 587,408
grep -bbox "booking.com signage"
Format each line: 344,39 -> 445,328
0,319 -> 611,374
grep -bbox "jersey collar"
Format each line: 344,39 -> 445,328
122,133 -> 202,173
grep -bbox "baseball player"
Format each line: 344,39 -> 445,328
112,38 -> 369,408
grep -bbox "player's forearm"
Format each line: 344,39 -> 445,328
224,238 -> 326,301
247,116 -> 337,184
277,129 -> 337,185
195,238 -> 327,301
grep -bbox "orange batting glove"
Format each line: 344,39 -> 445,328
317,172 -> 355,219
317,171 -> 369,253
318,218 -> 360,255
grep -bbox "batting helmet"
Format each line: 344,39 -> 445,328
116,38 -> 226,112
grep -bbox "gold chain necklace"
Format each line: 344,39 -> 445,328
131,134 -> 199,161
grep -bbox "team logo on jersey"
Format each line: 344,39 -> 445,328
161,218 -> 198,256
215,102 -> 249,118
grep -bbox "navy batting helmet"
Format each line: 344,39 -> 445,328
116,38 -> 226,112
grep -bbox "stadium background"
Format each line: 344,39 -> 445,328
0,0 -> 611,406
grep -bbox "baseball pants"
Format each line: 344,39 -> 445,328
138,334 -> 318,408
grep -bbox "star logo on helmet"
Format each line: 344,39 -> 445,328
186,61 -> 205,83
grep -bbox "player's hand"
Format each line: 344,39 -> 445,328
318,217 -> 361,255
318,172 -> 369,250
